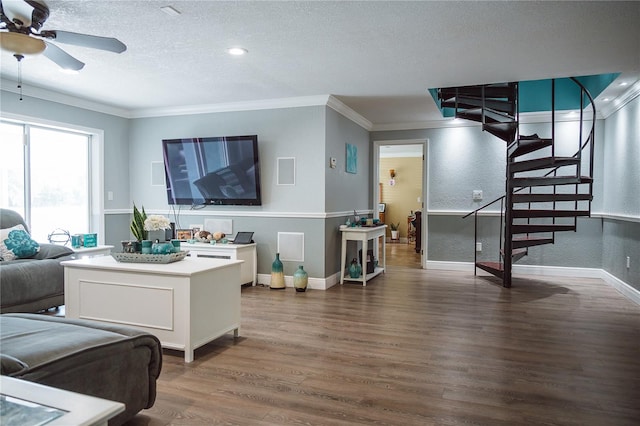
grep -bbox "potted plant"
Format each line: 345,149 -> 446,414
389,222 -> 400,241
130,204 -> 148,242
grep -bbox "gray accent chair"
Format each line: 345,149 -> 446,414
0,208 -> 74,313
1,313 -> 163,426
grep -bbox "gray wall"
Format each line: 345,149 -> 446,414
128,106 -> 326,212
325,107 -> 371,213
324,108 -> 372,275
601,95 -> 640,290
127,105 -> 333,278
127,105 -> 370,280
371,116 -> 610,272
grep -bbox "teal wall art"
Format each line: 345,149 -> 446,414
346,143 -> 357,174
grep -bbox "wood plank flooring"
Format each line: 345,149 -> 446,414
125,245 -> 640,425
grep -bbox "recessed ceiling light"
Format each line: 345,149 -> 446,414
160,6 -> 181,16
618,81 -> 628,86
227,47 -> 248,56
603,97 -> 611,102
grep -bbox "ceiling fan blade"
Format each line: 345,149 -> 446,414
42,41 -> 84,71
41,30 -> 126,53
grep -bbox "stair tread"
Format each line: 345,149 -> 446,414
477,261 -> 504,270
512,193 -> 593,203
476,261 -> 505,278
509,157 -> 580,173
442,96 -> 515,114
511,175 -> 593,188
439,83 -> 517,100
512,237 -> 554,248
484,122 -> 517,143
512,209 -> 591,218
512,224 -> 576,233
509,139 -> 553,158
457,107 -> 514,123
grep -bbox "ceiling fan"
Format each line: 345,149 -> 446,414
0,0 -> 126,71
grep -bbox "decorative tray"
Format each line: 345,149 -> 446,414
112,250 -> 189,264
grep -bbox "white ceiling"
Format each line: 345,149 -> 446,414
1,1 -> 639,128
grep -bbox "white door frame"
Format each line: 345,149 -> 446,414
373,138 -> 428,269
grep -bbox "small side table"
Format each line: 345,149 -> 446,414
340,225 -> 386,286
71,245 -> 113,259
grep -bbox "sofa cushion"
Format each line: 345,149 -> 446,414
32,243 -> 74,260
1,225 -> 40,261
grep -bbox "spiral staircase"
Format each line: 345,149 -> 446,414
437,78 -> 596,287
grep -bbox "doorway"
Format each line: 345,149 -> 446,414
373,139 -> 427,269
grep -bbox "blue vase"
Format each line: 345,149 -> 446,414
151,242 -> 173,255
349,259 -> 362,278
293,265 -> 308,292
141,240 -> 152,254
270,253 -> 285,289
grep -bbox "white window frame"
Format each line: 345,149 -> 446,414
1,113 -> 105,243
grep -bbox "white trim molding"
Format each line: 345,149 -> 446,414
257,272 -> 338,291
600,79 -> 640,119
592,212 -> 640,224
426,261 -> 639,305
105,208 -> 373,220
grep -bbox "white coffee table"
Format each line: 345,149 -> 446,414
1,376 -> 124,426
62,255 -> 243,362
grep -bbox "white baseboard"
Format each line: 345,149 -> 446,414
512,264 -> 603,278
255,264 -> 639,306
257,273 -> 338,290
426,261 -> 639,305
600,270 -> 640,305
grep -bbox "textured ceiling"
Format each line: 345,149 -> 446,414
1,1 -> 639,127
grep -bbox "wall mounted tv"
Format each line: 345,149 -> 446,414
162,135 -> 262,206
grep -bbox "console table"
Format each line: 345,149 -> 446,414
183,242 -> 256,285
0,376 -> 124,426
340,225 -> 386,286
62,256 -> 242,363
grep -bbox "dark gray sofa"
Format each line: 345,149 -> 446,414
0,209 -> 74,313
1,313 -> 162,426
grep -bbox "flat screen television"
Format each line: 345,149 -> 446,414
162,135 -> 261,206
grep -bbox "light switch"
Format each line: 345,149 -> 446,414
473,190 -> 483,201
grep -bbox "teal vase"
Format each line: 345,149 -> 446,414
141,240 -> 152,254
151,242 -> 173,255
349,258 -> 362,278
270,253 -> 285,289
293,265 -> 308,292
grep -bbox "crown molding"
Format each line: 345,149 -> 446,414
130,95 -> 333,118
0,79 -> 372,130
370,109 -> 602,132
599,80 -> 640,119
372,119 -> 476,132
1,78 -> 131,118
326,96 -> 373,130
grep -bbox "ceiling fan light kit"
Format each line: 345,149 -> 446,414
0,0 -> 127,98
0,31 -> 44,54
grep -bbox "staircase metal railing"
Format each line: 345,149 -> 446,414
461,77 -> 596,286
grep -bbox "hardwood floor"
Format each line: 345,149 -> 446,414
125,246 -> 640,425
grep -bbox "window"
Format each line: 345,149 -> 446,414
1,120 -> 93,243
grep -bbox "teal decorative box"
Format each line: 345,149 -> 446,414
83,233 -> 97,248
